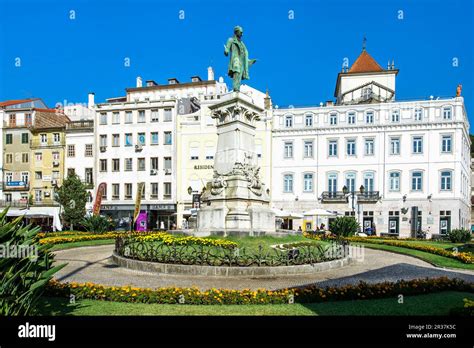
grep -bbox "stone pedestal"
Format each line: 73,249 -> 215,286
197,92 -> 275,236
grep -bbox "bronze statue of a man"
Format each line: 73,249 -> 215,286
224,26 -> 256,92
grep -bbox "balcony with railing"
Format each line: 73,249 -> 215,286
66,120 -> 94,131
0,199 -> 28,208
321,191 -> 380,203
30,138 -> 65,148
31,199 -> 60,207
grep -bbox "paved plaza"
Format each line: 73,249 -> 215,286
53,245 -> 474,290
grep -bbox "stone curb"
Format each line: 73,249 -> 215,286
112,252 -> 353,278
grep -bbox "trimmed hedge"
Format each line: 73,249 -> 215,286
45,277 -> 473,305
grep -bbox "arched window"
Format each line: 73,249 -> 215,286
328,173 -> 338,193
440,170 -> 453,191
363,172 -> 375,192
389,171 -> 400,191
283,174 -> 294,193
345,172 -> 356,192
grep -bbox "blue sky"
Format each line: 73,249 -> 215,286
0,0 -> 472,119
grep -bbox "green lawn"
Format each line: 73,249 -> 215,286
208,234 -> 318,252
36,291 -> 472,316
357,242 -> 474,270
49,239 -> 115,251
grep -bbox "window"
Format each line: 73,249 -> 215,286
25,113 -> 32,126
440,171 -> 452,191
151,157 -> 159,170
411,171 -> 423,191
100,159 -> 107,172
53,133 -> 60,144
100,135 -> 107,147
85,144 -> 93,157
164,108 -> 172,122
125,184 -> 132,199
362,87 -> 372,100
346,139 -> 356,156
100,113 -> 107,125
112,134 -> 120,147
328,173 -> 338,193
285,115 -> 293,128
40,134 -> 47,144
67,144 -> 75,157
112,159 -> 120,172
441,135 -> 452,153
390,137 -> 400,155
68,168 -> 76,177
22,153 -> 29,163
347,112 -> 356,125
412,136 -> 423,154
329,113 -> 338,125
151,109 -> 159,122
9,114 -> 16,126
112,184 -> 120,200
52,171 -> 60,179
329,140 -> 338,157
151,132 -> 159,145
305,114 -> 313,127
35,152 -> 42,162
137,133 -> 146,146
391,110 -> 400,123
85,168 -> 93,184
6,154 -> 13,164
389,172 -> 400,191
164,182 -> 172,198
138,158 -> 146,171
34,190 -> 42,202
304,141 -> 313,158
6,134 -> 13,144
125,111 -> 133,123
364,139 -> 374,156
190,147 -> 199,160
365,111 -> 374,124
52,152 -> 60,161
5,193 -> 11,203
284,142 -> 293,158
164,157 -> 172,172
125,133 -> 132,146
138,110 -> 146,123
303,173 -> 313,192
21,133 -> 29,144
164,132 -> 172,145
283,174 -> 293,192
21,172 -> 29,183
364,172 -> 375,192
345,172 -> 356,192
35,171 -> 42,180
125,158 -> 133,171
5,172 -> 13,182
442,107 -> 452,120
112,112 -> 120,124
414,108 -> 423,121
205,146 -> 214,160
151,183 -> 158,199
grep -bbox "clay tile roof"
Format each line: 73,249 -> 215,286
348,50 -> 384,73
33,109 -> 71,129
0,98 -> 40,107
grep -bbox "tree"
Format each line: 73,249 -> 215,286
55,174 -> 88,230
329,216 -> 360,237
0,208 -> 65,315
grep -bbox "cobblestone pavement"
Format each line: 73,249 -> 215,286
53,244 -> 474,290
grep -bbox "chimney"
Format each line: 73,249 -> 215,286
136,76 -> 143,88
207,66 -> 215,81
88,93 -> 95,108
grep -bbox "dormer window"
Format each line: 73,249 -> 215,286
391,110 -> 400,123
414,108 -> 423,121
443,107 -> 452,120
361,87 -> 372,100
329,113 -> 338,125
305,114 -> 313,127
347,112 -> 356,125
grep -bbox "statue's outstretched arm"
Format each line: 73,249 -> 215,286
224,38 -> 233,56
249,58 -> 257,65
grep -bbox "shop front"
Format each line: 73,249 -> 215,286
101,204 -> 177,231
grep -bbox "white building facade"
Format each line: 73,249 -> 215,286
271,50 -> 470,238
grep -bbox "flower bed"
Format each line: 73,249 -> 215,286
133,232 -> 238,249
39,232 -> 127,245
45,277 -> 473,305
303,231 -> 474,264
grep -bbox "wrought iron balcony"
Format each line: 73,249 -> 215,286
30,139 -> 65,148
30,199 -> 60,207
66,120 -> 94,131
321,191 -> 380,203
321,191 -> 347,203
357,191 -> 380,203
0,199 -> 28,208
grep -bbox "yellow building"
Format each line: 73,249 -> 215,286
29,109 -> 70,205
176,86 -> 273,228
